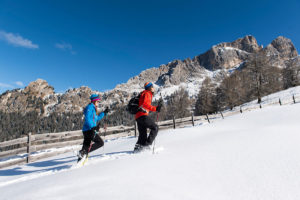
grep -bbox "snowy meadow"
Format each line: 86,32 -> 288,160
1,99 -> 300,199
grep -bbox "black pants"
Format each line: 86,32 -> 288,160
81,130 -> 104,154
136,115 -> 159,146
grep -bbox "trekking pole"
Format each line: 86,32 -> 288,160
87,134 -> 96,154
153,94 -> 162,154
152,111 -> 159,154
103,115 -> 107,153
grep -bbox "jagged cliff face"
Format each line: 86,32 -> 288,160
195,35 -> 261,71
268,36 -> 298,60
0,80 -> 100,116
111,35 -> 298,101
121,36 -> 261,87
0,79 -> 54,114
264,36 -> 298,67
0,35 -> 298,117
44,86 -> 95,114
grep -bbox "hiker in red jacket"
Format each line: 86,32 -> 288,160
134,82 -> 162,152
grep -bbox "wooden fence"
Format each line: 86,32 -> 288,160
0,125 -> 135,169
0,93 -> 298,169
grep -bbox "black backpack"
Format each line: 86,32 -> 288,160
126,92 -> 142,114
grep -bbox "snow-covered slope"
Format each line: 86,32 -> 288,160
1,99 -> 300,199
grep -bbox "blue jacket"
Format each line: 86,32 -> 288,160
82,103 -> 105,132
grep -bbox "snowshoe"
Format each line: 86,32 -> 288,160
77,149 -> 87,162
133,144 -> 151,153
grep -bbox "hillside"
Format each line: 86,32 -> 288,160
1,96 -> 300,199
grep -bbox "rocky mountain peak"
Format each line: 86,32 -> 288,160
195,35 -> 262,71
269,36 -> 298,60
216,35 -> 261,53
23,79 -> 54,98
262,36 -> 298,68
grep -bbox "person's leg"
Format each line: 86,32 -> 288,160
136,116 -> 148,145
143,116 -> 158,145
89,134 -> 104,153
81,130 -> 93,154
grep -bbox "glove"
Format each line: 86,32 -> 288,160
156,100 -> 163,112
92,124 -> 100,132
156,105 -> 161,112
156,102 -> 163,112
104,107 -> 110,115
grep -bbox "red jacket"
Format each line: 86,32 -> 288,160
135,90 -> 157,119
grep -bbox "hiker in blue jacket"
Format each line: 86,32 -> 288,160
78,94 -> 110,161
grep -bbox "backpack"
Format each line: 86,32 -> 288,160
126,92 -> 142,114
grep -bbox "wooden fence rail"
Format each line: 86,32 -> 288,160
0,93 -> 298,169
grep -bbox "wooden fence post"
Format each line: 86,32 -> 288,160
205,114 -> 210,123
192,113 -> 195,126
134,121 -> 137,137
173,116 -> 176,129
27,132 -> 31,163
279,98 -> 282,106
293,95 -> 296,104
220,111 -> 224,119
240,106 -> 243,113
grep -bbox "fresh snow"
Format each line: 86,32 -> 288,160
0,145 -> 79,167
1,92 -> 300,199
237,85 -> 300,111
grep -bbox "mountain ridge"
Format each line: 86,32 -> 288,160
0,35 -> 298,117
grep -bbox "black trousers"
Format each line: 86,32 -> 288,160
136,115 -> 159,146
81,130 -> 104,154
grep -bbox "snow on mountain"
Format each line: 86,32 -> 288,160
1,87 -> 300,199
101,35 -> 298,105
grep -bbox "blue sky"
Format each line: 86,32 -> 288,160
0,0 -> 299,94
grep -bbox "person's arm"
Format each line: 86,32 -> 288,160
96,112 -> 105,122
96,107 -> 110,122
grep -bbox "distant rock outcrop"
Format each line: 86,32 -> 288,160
263,36 -> 298,68
195,35 -> 261,71
0,80 -> 99,116
23,79 -> 55,98
0,79 -> 54,114
269,36 -> 298,60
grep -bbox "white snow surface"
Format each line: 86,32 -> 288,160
1,100 -> 300,199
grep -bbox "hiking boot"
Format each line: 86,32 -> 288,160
77,149 -> 87,162
134,144 -> 147,153
134,144 -> 151,153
